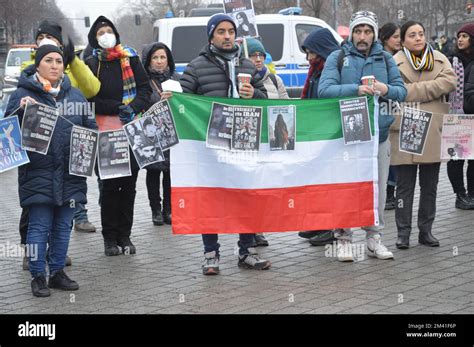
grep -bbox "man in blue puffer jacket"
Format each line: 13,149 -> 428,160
319,11 -> 407,262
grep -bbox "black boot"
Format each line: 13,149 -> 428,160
419,230 -> 440,247
152,210 -> 164,225
118,236 -> 136,255
48,269 -> 79,290
104,239 -> 120,256
455,192 -> 474,210
298,230 -> 320,239
396,230 -> 410,249
385,185 -> 396,210
163,210 -> 172,225
31,275 -> 51,297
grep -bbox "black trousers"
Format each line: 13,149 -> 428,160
146,169 -> 171,213
395,163 -> 440,237
100,169 -> 139,241
447,159 -> 474,195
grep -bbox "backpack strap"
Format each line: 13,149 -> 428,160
268,73 -> 279,90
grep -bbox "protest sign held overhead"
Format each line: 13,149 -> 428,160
441,115 -> 474,160
399,107 -> 433,155
69,126 -> 99,177
123,116 -> 165,170
21,102 -> 59,155
97,130 -> 131,180
224,0 -> 258,38
268,105 -> 296,151
231,106 -> 262,151
0,116 -> 30,173
142,100 -> 179,151
339,97 -> 372,145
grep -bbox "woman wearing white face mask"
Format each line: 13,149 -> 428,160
85,16 -> 151,257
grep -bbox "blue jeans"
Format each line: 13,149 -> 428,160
73,203 -> 89,223
27,204 -> 75,277
202,234 -> 256,256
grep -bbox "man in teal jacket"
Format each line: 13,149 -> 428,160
319,10 -> 407,262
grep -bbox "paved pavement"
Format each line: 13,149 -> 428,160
0,166 -> 473,314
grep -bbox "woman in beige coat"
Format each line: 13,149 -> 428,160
390,21 -> 456,249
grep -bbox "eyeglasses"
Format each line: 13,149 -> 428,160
250,53 -> 265,59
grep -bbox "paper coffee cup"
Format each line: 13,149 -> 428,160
361,75 -> 375,87
238,73 -> 251,89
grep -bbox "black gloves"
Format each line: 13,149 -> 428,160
63,36 -> 75,69
118,104 -> 135,124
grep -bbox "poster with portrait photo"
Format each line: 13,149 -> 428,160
268,105 -> 296,151
21,102 -> 59,154
123,116 -> 165,170
207,102 -> 234,150
440,115 -> 474,160
224,0 -> 259,38
399,107 -> 433,155
97,130 -> 131,180
231,106 -> 262,151
339,97 -> 372,145
0,115 -> 30,173
144,100 -> 179,151
69,126 -> 98,177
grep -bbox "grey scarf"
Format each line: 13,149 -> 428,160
209,44 -> 241,98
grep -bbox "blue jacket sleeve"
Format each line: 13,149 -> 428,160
4,90 -> 26,120
384,54 -> 407,102
318,51 -> 359,98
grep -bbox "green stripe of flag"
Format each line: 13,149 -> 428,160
168,93 -> 375,143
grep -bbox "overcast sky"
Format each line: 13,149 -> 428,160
56,0 -> 127,43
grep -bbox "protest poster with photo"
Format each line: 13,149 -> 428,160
268,105 -> 296,151
339,97 -> 372,145
231,106 -> 262,151
21,102 -> 59,154
441,114 -> 474,160
144,100 -> 179,151
207,102 -> 234,150
123,116 -> 165,170
97,130 -> 131,180
0,115 -> 30,173
224,0 -> 259,38
69,126 -> 98,177
399,107 -> 433,155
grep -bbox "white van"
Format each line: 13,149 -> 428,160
153,13 -> 342,97
4,46 -> 35,85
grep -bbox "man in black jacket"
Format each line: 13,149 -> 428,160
180,14 -> 270,275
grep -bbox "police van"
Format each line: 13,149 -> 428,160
153,9 -> 342,97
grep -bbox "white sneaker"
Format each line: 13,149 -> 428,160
202,251 -> 220,275
367,235 -> 394,260
337,240 -> 354,262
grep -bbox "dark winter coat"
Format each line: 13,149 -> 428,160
141,42 -> 181,107
180,45 -> 267,98
301,28 -> 340,99
85,16 -> 151,115
141,42 -> 181,171
5,65 -> 97,207
457,51 -> 474,114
